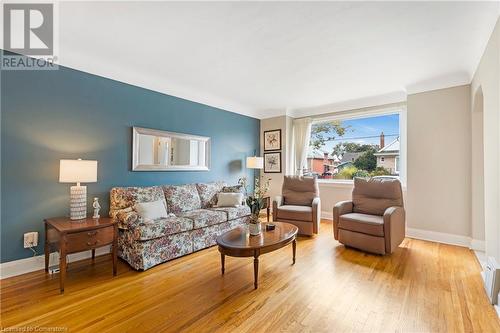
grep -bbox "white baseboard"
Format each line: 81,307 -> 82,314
0,246 -> 111,280
321,211 -> 333,220
406,227 -> 473,248
471,239 -> 486,252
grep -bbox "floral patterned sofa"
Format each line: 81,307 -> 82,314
109,182 -> 250,270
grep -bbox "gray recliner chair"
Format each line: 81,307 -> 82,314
273,176 -> 321,236
333,177 -> 405,255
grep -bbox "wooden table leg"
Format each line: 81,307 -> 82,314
112,226 -> 117,276
292,238 -> 296,265
253,255 -> 259,289
59,239 -> 67,293
266,206 -> 270,222
221,253 -> 225,275
44,223 -> 49,272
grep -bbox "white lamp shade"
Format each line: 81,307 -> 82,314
246,156 -> 263,169
59,159 -> 98,183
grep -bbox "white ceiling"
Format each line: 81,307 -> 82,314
57,1 -> 499,119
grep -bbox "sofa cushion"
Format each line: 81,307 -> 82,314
134,200 -> 169,220
178,209 -> 227,229
130,216 -> 194,241
196,181 -> 227,208
217,193 -> 244,207
276,205 -> 313,222
163,184 -> 202,213
210,205 -> 251,220
110,186 -> 167,211
352,177 -> 403,216
282,176 -> 319,206
338,213 -> 384,237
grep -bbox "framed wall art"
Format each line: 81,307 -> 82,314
264,152 -> 281,173
263,129 -> 281,151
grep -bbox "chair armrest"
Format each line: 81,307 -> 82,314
383,206 -> 406,254
311,197 -> 321,234
272,196 -> 283,220
332,201 -> 353,239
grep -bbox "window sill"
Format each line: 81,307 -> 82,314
316,180 -> 354,188
317,179 -> 407,190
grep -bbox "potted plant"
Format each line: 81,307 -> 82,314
238,176 -> 270,235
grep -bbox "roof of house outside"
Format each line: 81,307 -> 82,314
376,137 -> 400,154
307,148 -> 340,162
340,152 -> 362,163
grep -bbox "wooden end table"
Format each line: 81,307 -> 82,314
44,217 -> 118,293
216,222 -> 298,289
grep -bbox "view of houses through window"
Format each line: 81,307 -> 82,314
305,113 -> 400,180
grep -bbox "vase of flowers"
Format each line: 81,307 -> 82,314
239,176 -> 270,236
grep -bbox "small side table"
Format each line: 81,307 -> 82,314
44,217 -> 117,293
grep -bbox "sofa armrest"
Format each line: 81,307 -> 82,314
312,197 -> 321,234
272,196 -> 283,221
383,206 -> 406,254
110,207 -> 140,230
332,201 -> 353,239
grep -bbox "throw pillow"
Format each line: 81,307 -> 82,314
134,200 -> 169,220
221,185 -> 245,194
217,193 -> 244,207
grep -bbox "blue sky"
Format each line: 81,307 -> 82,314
322,114 -> 399,152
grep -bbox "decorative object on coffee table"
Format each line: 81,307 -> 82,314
59,159 -> 98,220
44,216 -> 117,293
216,222 -> 298,289
264,129 -> 281,151
239,176 -> 270,235
264,152 -> 281,173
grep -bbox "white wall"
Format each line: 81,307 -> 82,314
471,89 -> 485,243
406,85 -> 472,237
318,183 -> 354,219
471,17 -> 500,261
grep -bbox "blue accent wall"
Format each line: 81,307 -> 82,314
1,60 -> 259,263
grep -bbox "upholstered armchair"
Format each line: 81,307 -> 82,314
273,176 -> 321,236
333,177 -> 405,255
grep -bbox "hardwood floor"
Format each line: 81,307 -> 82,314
1,220 -> 499,332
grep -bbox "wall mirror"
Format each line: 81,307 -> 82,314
132,127 -> 210,171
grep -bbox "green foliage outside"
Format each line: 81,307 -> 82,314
334,166 -> 392,180
335,166 -> 358,179
310,121 -> 350,150
332,142 -> 379,156
353,169 -> 370,178
370,166 -> 392,176
353,150 -> 377,172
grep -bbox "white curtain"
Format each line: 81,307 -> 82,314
292,117 -> 312,175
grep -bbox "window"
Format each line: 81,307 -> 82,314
305,111 -> 402,181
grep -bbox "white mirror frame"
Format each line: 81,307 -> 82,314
132,126 -> 211,171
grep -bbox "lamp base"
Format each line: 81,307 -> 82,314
70,185 -> 87,220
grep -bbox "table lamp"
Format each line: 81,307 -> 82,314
246,156 -> 263,184
59,159 -> 98,220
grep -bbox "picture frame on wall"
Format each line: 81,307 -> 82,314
264,152 -> 281,173
263,129 -> 281,151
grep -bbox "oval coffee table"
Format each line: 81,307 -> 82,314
216,222 -> 298,289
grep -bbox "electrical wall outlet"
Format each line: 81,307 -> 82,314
23,232 -> 38,248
